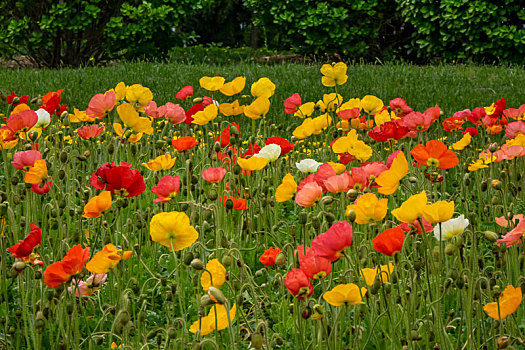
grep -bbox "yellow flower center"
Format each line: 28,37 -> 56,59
427,158 -> 440,167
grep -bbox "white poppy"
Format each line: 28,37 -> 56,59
434,215 -> 469,241
296,159 -> 321,173
255,144 -> 281,162
35,108 -> 51,128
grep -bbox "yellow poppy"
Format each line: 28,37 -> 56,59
275,173 -> 297,203
126,84 -> 153,110
451,133 -> 472,151
149,212 -> 199,251
192,104 -> 218,125
189,303 -> 237,335
116,103 -> 153,135
327,162 -> 346,175
0,129 -> 18,150
294,102 -> 316,118
69,108 -> 95,123
251,77 -> 275,98
219,76 -> 246,96
320,62 -> 348,87
422,201 -> 454,224
375,152 -> 408,195
361,95 -> 384,115
237,156 -> 268,171
317,93 -> 343,113
391,191 -> 428,223
346,193 -> 388,224
200,76 -> 226,91
219,100 -> 244,116
347,140 -> 373,162
142,154 -> 176,171
24,159 -> 48,184
201,259 -> 227,291
292,118 -> 316,139
323,284 -> 366,306
244,97 -> 270,120
360,263 -> 395,286
331,129 -> 359,154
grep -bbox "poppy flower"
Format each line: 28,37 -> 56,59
200,76 -> 225,91
184,102 -> 204,124
259,247 -> 282,266
320,62 -> 348,87
506,121 -> 525,139
11,150 -> 42,171
201,167 -> 227,183
361,161 -> 388,188
442,116 -> 466,132
391,191 -> 428,223
296,158 -> 321,173
86,243 -> 132,274
323,284 -> 367,306
422,200 -> 455,224
176,85 -> 193,100
115,103 -> 153,135
324,172 -> 351,193
189,303 -> 237,335
244,97 -> 271,120
125,84 -> 153,110
389,98 -> 413,117
495,214 -> 524,228
68,274 -> 108,297
160,102 -> 186,125
214,122 -> 240,148
86,91 -> 115,119
83,191 -> 112,218
346,193 -> 388,224
192,104 -> 218,125
292,118 -> 316,139
8,223 -> 42,259
0,129 -> 18,149
295,182 -> 323,207
251,77 -> 275,98
5,110 -> 38,135
31,181 -> 52,195
347,167 -> 368,192
77,124 -> 104,140
91,162 -> 146,197
294,102 -> 316,118
41,89 -> 64,115
311,221 -> 353,261
402,111 -> 434,132
149,211 -> 199,251
372,227 -> 406,256
255,144 -> 281,162
219,100 -> 245,116
451,133 -> 472,151
483,285 -> 522,320
6,91 -> 29,106
172,136 -> 198,151
297,245 -> 331,279
497,218 -> 525,247
275,173 -> 298,203
338,108 -> 360,120
284,93 -> 302,114
219,76 -> 246,96
151,175 -> 181,203
360,263 -> 395,286
284,268 -> 313,300
44,245 -> 91,288
237,156 -> 267,171
368,120 -> 409,142
400,218 -> 433,234
411,140 -> 459,169
201,259 -> 227,291
142,154 -> 176,171
219,195 -> 247,210
144,101 -> 163,118
434,215 -> 469,241
24,159 -> 48,184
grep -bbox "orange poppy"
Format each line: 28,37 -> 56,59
410,140 -> 459,169
44,245 -> 91,288
483,285 -> 522,320
172,136 -> 198,151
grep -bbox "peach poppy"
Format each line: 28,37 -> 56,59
77,124 -> 104,140
411,140 -> 459,169
201,167 -> 227,183
86,91 -> 115,119
295,182 -> 323,207
11,150 -> 42,171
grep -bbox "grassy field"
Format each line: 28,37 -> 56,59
1,62 -> 525,122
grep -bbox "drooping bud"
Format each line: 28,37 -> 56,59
190,258 -> 204,270
207,286 -> 226,305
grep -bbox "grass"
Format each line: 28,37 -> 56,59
1,62 -> 525,123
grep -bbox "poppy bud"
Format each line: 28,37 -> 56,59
13,261 -> 26,272
58,169 -> 66,180
321,196 -> 333,205
193,97 -> 203,103
298,211 -> 308,224
222,254 -> 233,267
13,195 -> 21,205
28,130 -> 39,142
11,96 -> 20,104
346,189 -> 358,201
432,246 -> 440,261
302,305 -> 312,319
346,209 -> 357,223
107,142 -> 115,154
275,253 -> 286,266
207,286 -> 226,305
408,176 -> 418,183
491,196 -> 501,205
480,181 -> 487,192
10,176 -> 19,186
83,150 -> 91,158
410,330 -> 421,341
213,142 -> 221,153
59,151 -> 69,163
190,258 -> 204,270
167,327 -> 177,339
489,143 -> 498,152
200,294 -> 215,307
35,311 -> 45,333
233,164 -> 241,175
492,285 -> 501,298
225,198 -> 234,210
444,243 -> 456,255
311,216 -> 321,229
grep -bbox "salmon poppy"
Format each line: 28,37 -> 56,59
297,245 -> 332,279
175,85 -> 193,100
151,175 -> 181,203
311,221 -> 353,262
284,268 -> 313,300
5,110 -> 38,135
411,140 -> 459,169
372,227 -> 406,256
259,247 -> 281,267
11,150 -> 42,171
295,182 -> 322,207
44,245 -> 91,288
86,91 -> 115,119
77,124 -> 104,140
172,136 -> 198,151
201,167 -> 227,183
284,93 -> 302,114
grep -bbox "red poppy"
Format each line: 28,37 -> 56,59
468,107 -> 485,125
172,136 -> 198,151
215,123 -> 241,148
442,116 -> 466,132
372,227 -> 405,256
41,89 -> 64,116
44,245 -> 91,288
151,175 -> 181,203
411,140 -> 459,169
284,268 -> 313,300
297,245 -> 331,279
488,97 -> 506,117
77,124 -> 104,140
11,150 -> 42,171
6,91 -> 29,106
368,120 -> 409,142
284,93 -> 301,114
90,162 -> 145,197
175,85 -> 193,101
219,195 -> 247,210
241,142 -> 261,158
311,221 -> 353,261
8,223 -> 42,258
463,127 -> 479,136
265,137 -> 294,155
184,102 -> 205,125
32,181 -> 52,195
400,218 -> 433,234
259,247 -> 281,267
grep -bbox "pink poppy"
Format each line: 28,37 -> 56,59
295,182 -> 322,207
284,93 -> 301,114
338,108 -> 360,120
348,167 -> 368,192
389,98 -> 413,117
313,163 -> 336,192
400,218 -> 433,234
77,124 -> 104,140
495,214 -> 524,228
311,221 -> 353,261
5,110 -> 38,134
324,172 -> 351,193
505,121 -> 525,139
201,167 -> 227,183
175,85 -> 193,101
151,175 -> 181,203
503,104 -> 525,119
361,161 -> 388,188
497,218 -> 525,247
144,101 -> 163,118
86,91 -> 115,119
12,150 -> 42,171
402,111 -> 433,132
159,103 -> 186,125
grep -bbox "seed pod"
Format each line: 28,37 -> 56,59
59,151 -> 69,164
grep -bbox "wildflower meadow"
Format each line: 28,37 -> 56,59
0,62 -> 524,349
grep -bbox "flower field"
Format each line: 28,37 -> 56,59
0,62 -> 524,349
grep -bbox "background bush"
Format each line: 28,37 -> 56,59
0,0 -> 524,67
